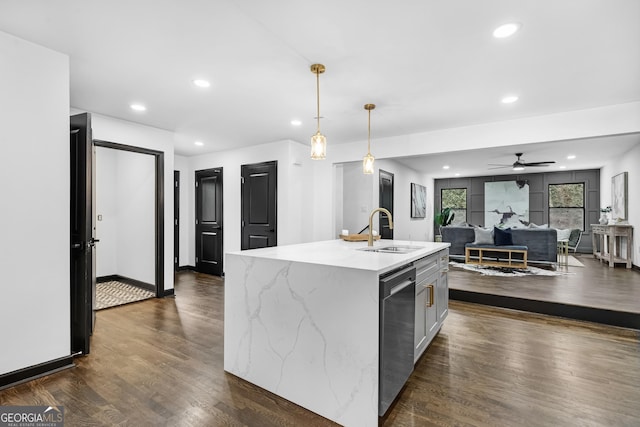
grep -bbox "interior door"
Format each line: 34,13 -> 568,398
241,161 -> 277,250
195,168 -> 223,276
70,112 -> 96,355
379,169 -> 394,239
174,170 -> 180,271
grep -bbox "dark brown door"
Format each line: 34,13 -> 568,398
174,170 -> 180,271
379,169 -> 394,239
241,161 -> 277,250
70,112 -> 96,355
195,168 -> 223,276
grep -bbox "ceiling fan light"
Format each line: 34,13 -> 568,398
513,165 -> 525,171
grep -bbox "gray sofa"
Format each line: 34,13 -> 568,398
441,226 -> 558,264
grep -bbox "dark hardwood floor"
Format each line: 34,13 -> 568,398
448,253 -> 640,328
1,270 -> 639,426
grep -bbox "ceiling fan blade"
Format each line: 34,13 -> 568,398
487,163 -> 511,166
488,165 -> 511,169
522,161 -> 555,166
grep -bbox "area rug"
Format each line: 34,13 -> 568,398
449,262 -> 573,277
96,281 -> 154,310
565,255 -> 585,267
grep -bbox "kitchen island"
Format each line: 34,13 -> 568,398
224,239 -> 450,427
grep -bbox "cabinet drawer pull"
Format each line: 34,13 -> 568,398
427,284 -> 434,307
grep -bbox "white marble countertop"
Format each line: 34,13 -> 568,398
228,239 -> 450,274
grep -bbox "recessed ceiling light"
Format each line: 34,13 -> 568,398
455,173 -> 460,177
501,95 -> 519,104
194,141 -> 204,146
559,165 -> 567,169
130,103 -> 146,112
291,119 -> 302,126
567,154 -> 576,160
443,165 -> 450,170
493,22 -> 522,38
193,79 -> 211,88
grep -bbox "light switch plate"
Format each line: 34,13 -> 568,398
97,214 -> 103,221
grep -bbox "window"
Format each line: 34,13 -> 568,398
548,183 -> 584,230
441,188 -> 467,225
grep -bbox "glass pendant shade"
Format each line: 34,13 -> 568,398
362,103 -> 376,174
311,131 -> 326,160
363,152 -> 375,174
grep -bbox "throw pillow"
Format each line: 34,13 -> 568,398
473,227 -> 493,244
530,223 -> 548,228
494,227 -> 513,246
556,228 -> 571,241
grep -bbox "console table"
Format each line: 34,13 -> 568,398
591,224 -> 634,268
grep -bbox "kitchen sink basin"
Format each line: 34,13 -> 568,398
358,245 -> 423,254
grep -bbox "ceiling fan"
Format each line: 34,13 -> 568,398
488,152 -> 556,171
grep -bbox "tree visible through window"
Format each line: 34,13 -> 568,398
441,188 -> 467,225
549,183 -> 584,230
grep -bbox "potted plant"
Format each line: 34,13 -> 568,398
434,207 -> 455,242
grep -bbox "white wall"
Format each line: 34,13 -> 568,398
174,154 -> 191,267
182,139 -> 314,268
81,114 -> 176,290
338,160 -> 431,241
95,147 -> 155,283
601,139 -> 640,267
95,147 -> 118,275
0,31 -> 70,375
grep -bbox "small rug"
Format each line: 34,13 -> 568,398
565,255 -> 585,267
96,281 -> 154,310
450,262 -> 573,277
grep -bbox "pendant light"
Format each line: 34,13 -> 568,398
363,103 -> 376,174
310,63 -> 326,159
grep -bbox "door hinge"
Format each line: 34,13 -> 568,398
196,257 -> 199,263
175,219 -> 178,226
241,220 -> 245,227
195,219 -> 199,225
175,180 -> 178,188
241,176 -> 245,184
175,257 -> 178,263
195,181 -> 199,187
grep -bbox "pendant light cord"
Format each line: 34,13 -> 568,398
367,109 -> 371,154
316,71 -> 321,132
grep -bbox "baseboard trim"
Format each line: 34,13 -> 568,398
97,275 -> 118,283
177,265 -> 196,271
450,289 -> 640,330
0,356 -> 74,390
163,288 -> 175,297
97,274 -> 155,292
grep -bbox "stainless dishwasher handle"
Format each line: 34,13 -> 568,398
389,279 -> 414,296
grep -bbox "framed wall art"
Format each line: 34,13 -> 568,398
411,183 -> 426,218
611,171 -> 628,220
484,180 -> 529,227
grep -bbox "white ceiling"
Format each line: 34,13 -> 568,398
1,0 -> 639,170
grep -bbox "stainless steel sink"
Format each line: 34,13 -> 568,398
358,245 -> 423,254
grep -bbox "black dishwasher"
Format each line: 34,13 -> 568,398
379,264 -> 416,416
